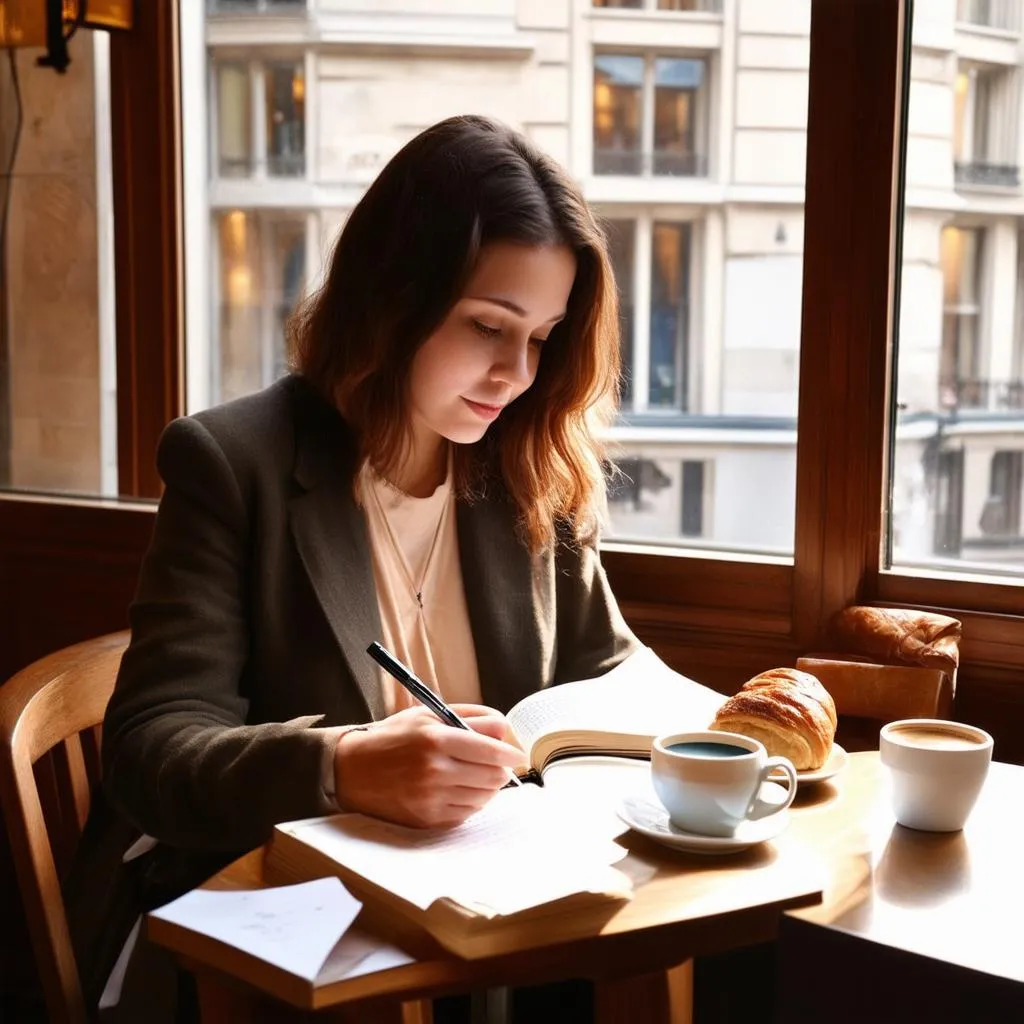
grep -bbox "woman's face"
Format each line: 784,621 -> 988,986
407,241 -> 577,450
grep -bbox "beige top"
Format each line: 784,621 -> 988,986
320,453 -> 483,806
360,455 -> 483,714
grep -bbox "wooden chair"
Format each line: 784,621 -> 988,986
0,630 -> 129,1024
795,655 -> 953,752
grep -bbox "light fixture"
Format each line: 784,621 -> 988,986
0,1 -> 133,73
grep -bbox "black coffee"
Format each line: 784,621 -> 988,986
666,741 -> 748,758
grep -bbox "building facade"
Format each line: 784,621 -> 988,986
185,0 -> 1024,570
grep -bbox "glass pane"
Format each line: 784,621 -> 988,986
184,1 -> 809,558
596,2 -> 810,551
265,62 -> 304,177
653,58 -> 706,176
217,64 -> 251,177
889,4 -> 1024,576
0,32 -> 117,497
593,55 -> 643,175
215,211 -> 306,405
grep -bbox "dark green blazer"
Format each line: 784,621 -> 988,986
101,374 -> 638,856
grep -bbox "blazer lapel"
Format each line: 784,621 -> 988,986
457,497 -> 549,714
288,383 -> 385,721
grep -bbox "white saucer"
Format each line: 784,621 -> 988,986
770,743 -> 848,786
616,783 -> 791,855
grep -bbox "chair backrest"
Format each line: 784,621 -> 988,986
796,655 -> 952,752
0,631 -> 129,1024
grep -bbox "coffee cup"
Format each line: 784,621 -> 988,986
650,730 -> 798,837
879,719 -> 993,832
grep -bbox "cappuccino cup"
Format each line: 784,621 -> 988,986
879,719 -> 993,832
651,731 -> 798,837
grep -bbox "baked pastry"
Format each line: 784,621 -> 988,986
831,606 -> 961,675
710,668 -> 836,770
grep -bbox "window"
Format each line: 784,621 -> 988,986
606,217 -> 693,415
953,65 -> 1020,189
890,4 -> 1024,577
939,226 -> 984,410
956,0 -> 1021,31
215,211 -> 308,405
214,60 -> 305,180
0,33 -> 118,498
216,64 -> 251,177
593,54 -> 708,178
265,62 -> 305,177
592,1 -> 723,11
680,459 -> 705,537
209,0 -> 306,12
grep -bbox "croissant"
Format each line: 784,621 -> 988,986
831,606 -> 961,674
710,668 -> 836,770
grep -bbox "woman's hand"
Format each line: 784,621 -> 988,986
333,704 -> 526,828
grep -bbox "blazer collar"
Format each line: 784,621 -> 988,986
286,376 -> 544,719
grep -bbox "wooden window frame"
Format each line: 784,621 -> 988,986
2,0 -> 1023,743
605,0 -> 1024,722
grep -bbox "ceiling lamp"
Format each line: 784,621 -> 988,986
0,1 -> 133,73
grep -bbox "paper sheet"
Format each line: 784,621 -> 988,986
150,877 -> 362,981
282,784 -> 630,917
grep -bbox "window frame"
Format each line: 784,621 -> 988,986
2,0 -> 1023,736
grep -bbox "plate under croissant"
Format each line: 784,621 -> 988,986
770,742 -> 848,786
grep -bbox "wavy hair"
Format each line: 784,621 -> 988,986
289,114 -> 621,552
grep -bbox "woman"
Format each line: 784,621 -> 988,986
75,114 -> 639,1021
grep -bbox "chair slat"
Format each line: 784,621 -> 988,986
0,631 -> 129,1024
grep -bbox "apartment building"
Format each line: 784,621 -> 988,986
185,0 -> 1024,568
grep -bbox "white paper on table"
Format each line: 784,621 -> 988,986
282,785 -> 631,918
150,877 -> 362,981
315,926 -> 416,985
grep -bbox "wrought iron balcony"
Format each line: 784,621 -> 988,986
208,0 -> 306,13
955,161 -> 1021,189
594,148 -> 708,177
594,0 -> 723,10
941,378 -> 1024,412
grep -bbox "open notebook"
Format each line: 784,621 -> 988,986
507,645 -> 726,779
265,648 -> 726,958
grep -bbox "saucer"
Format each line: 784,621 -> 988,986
771,743 -> 848,787
616,783 -> 791,855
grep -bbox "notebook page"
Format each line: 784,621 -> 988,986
507,646 -> 726,754
281,785 -> 630,918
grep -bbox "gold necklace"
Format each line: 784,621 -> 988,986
368,472 -> 450,610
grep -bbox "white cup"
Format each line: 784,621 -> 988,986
879,719 -> 994,832
650,730 -> 798,837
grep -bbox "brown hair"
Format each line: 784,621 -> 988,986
289,114 -> 620,551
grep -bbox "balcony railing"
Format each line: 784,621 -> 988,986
955,161 -> 1021,189
593,0 -> 723,10
941,378 -> 1024,411
594,148 -> 708,177
956,0 -> 1021,31
208,0 -> 306,13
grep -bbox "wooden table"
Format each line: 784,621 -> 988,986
148,752 -> 1020,1022
778,754 -> 1024,1021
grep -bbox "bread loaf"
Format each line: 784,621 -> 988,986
831,606 -> 961,674
710,667 -> 836,770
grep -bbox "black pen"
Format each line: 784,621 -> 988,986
365,641 -> 522,786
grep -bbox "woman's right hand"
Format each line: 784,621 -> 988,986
333,705 -> 526,828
